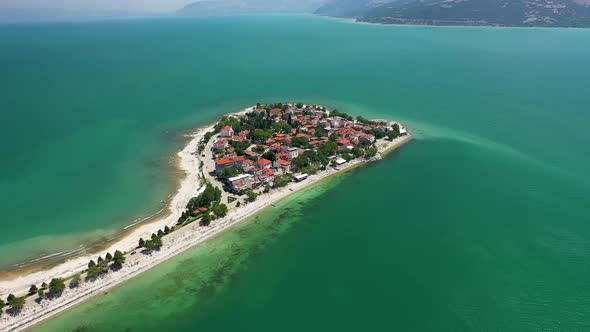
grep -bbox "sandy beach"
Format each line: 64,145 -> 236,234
0,108 -> 411,332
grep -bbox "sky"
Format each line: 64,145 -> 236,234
0,0 -> 196,12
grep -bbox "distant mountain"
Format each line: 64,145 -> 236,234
178,0 -> 325,15
0,8 -> 142,22
315,0 -> 590,28
314,0 -> 387,17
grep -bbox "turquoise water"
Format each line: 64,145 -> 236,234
1,14 -> 589,331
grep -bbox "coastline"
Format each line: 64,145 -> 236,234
321,14 -> 590,30
0,122 -> 211,297
0,107 -> 411,331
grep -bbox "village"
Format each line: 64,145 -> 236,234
199,103 -> 407,208
0,103 -> 410,331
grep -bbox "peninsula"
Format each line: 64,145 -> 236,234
0,103 -> 410,331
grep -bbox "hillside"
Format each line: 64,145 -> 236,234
178,0 -> 325,15
316,0 -> 590,27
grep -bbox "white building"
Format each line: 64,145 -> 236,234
294,173 -> 308,182
220,125 -> 234,138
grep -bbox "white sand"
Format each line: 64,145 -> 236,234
0,113 -> 410,332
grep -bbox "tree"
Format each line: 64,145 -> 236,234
314,124 -> 326,137
97,256 -> 104,264
70,274 -> 81,288
37,289 -> 45,300
295,102 -> 303,109
213,203 -> 228,218
139,238 -> 145,247
200,212 -> 212,226
319,141 -> 338,156
272,174 -> 293,188
49,278 -> 66,294
351,146 -> 364,158
41,282 -> 47,289
217,166 -> 241,182
262,151 -> 276,162
0,298 -> 4,317
105,252 -> 113,261
157,229 -> 164,237
387,123 -> 400,140
6,294 -> 15,303
365,146 -> 378,158
203,131 -> 215,142
291,136 -> 309,148
144,235 -> 162,251
28,284 -> 38,295
87,265 -> 102,279
263,184 -> 271,193
113,250 -> 126,266
245,190 -> 258,202
164,226 -> 171,234
236,201 -> 241,207
7,295 -> 25,312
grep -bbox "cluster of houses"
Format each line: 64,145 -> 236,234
209,104 -> 404,194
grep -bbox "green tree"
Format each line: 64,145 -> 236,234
245,190 -> 258,202
272,174 -> 293,188
157,229 -> 164,237
138,238 -> 145,247
213,203 -> 228,218
262,151 -> 277,162
164,225 -> 171,234
319,141 -> 338,156
28,284 -> 38,295
41,282 -> 47,289
97,257 -> 109,272
113,250 -> 126,266
0,298 -> 4,317
105,252 -> 113,261
365,146 -> 378,158
37,289 -> 45,300
49,278 -> 66,294
351,146 -> 365,158
70,274 -> 81,288
200,212 -> 212,226
387,123 -> 400,140
87,265 -> 102,279
144,235 -> 163,251
291,136 -> 309,148
8,295 -> 25,312
204,131 -> 215,142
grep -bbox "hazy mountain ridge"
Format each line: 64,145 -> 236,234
177,0 -> 325,15
314,0 -> 387,17
316,0 -> 590,27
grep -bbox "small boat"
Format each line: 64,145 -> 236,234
289,188 -> 293,191
271,203 -> 276,207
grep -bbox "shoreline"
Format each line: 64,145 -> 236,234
0,107 -> 411,331
322,14 -> 590,30
0,122 -> 212,295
